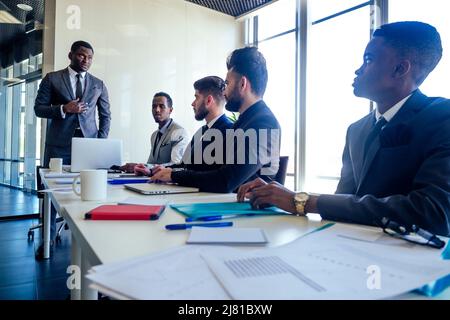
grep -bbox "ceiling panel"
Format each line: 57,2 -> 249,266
186,0 -> 274,17
0,0 -> 44,49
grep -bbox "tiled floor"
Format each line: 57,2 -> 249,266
0,186 -> 39,218
0,186 -> 71,300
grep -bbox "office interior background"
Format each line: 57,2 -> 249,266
0,0 -> 449,299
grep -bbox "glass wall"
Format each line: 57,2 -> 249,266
306,3 -> 371,193
0,53 -> 42,191
247,0 -> 373,192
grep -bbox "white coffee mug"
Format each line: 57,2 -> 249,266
49,158 -> 63,173
72,170 -> 107,201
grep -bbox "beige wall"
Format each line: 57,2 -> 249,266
43,0 -> 242,162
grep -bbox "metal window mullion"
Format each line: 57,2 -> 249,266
295,0 -> 308,191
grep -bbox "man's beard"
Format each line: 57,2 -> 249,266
225,89 -> 242,112
195,103 -> 209,121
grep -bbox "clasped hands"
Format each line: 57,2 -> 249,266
63,99 -> 87,114
237,178 -> 298,214
119,163 -> 173,182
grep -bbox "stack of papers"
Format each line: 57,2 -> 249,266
86,223 -> 450,300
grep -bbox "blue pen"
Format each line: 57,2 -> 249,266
165,221 -> 233,230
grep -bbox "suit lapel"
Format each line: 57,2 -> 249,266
356,90 -> 429,191
82,73 -> 91,102
62,68 -> 75,100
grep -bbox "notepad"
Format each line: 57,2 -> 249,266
187,227 -> 268,245
85,205 -> 165,220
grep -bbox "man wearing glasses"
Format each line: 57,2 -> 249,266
238,21 -> 450,238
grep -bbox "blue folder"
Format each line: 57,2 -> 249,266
415,241 -> 450,297
170,202 -> 289,219
108,178 -> 150,185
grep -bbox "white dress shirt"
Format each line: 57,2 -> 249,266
376,94 -> 412,122
60,67 -> 87,118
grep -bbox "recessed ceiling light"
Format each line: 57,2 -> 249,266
17,4 -> 33,11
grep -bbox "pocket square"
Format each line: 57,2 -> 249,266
380,124 -> 412,148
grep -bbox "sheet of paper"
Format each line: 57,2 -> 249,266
44,172 -> 79,178
86,245 -> 232,300
187,227 -> 268,245
117,197 -> 169,206
39,188 -> 74,193
202,223 -> 450,300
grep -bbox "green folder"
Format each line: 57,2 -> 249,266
170,202 -> 289,219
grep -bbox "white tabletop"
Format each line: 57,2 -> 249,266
41,170 -> 450,300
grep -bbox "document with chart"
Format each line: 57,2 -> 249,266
201,223 -> 450,299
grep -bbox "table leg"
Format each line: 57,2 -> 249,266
70,234 -> 81,300
81,252 -> 98,300
43,193 -> 51,259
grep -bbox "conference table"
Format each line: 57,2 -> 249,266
39,170 -> 450,300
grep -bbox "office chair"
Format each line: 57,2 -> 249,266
27,166 -> 67,244
274,156 -> 289,185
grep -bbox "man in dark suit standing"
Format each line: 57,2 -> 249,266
34,41 -> 111,257
151,47 -> 281,193
35,40 -> 111,167
238,21 -> 450,237
146,76 -> 233,176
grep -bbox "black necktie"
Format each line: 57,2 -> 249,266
364,117 -> 387,157
153,131 -> 163,157
76,74 -> 83,100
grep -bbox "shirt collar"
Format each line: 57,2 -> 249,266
68,66 -> 86,79
376,94 -> 412,122
159,118 -> 173,134
206,114 -> 224,129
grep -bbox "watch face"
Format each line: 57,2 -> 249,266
295,192 -> 309,201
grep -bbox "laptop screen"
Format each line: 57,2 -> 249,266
70,138 -> 123,172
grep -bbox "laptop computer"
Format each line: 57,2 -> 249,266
124,183 -> 199,195
71,138 -> 123,172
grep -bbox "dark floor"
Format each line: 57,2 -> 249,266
0,186 -> 71,300
0,186 -> 39,218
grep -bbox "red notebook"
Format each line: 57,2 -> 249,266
85,205 -> 165,220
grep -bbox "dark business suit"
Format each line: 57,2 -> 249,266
172,100 -> 281,193
35,67 -> 111,167
34,67 -> 111,245
317,90 -> 450,236
177,114 -> 234,171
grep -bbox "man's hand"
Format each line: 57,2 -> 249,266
150,168 -> 173,182
246,180 -> 297,214
134,163 -> 151,176
151,165 -> 165,175
63,99 -> 87,114
237,178 -> 267,202
120,163 -> 138,173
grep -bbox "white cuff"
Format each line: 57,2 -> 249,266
60,105 -> 66,119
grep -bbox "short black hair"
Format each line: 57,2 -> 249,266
71,41 -> 94,53
193,76 -> 226,103
226,47 -> 268,97
153,92 -> 173,108
373,21 -> 442,85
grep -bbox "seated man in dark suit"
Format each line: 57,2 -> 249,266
140,76 -> 233,176
238,21 -> 450,237
151,47 -> 281,193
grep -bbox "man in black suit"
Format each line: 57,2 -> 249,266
34,41 -> 111,257
238,21 -> 450,237
151,47 -> 281,193
147,76 -> 233,176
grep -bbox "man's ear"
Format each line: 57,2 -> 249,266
393,60 -> 412,79
240,76 -> 249,92
206,95 -> 214,107
68,52 -> 73,61
169,107 -> 173,114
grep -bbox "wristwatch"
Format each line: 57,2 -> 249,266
293,192 -> 310,216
